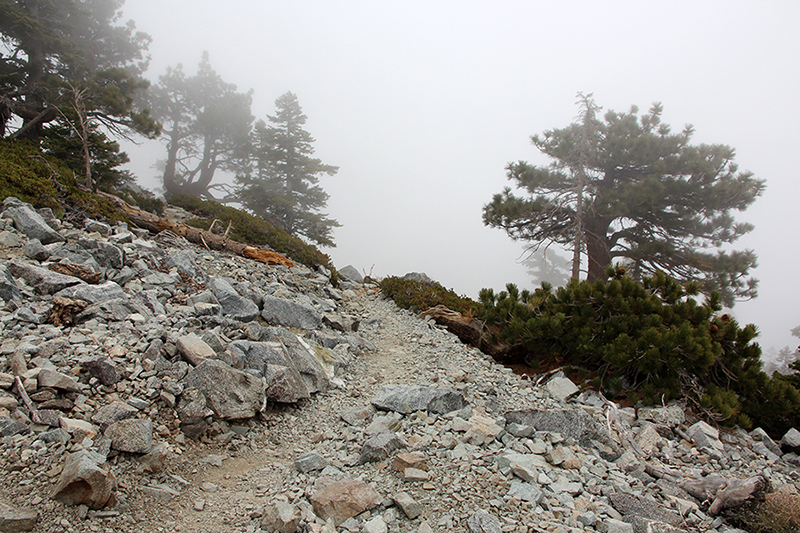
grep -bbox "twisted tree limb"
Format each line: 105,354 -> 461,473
97,192 -> 294,268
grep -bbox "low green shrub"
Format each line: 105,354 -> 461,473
478,267 -> 800,434
379,276 -> 480,316
168,194 -> 337,280
0,139 -> 124,222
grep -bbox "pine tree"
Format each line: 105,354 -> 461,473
236,92 -> 340,247
483,96 -> 765,306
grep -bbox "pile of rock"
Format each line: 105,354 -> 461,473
0,195 -> 798,533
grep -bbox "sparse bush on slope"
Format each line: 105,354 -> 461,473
379,276 -> 480,316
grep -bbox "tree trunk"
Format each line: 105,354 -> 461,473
97,192 -> 295,268
585,218 -> 612,282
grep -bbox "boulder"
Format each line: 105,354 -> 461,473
358,431 -> 408,464
3,202 -> 64,244
0,501 -> 38,532
51,450 -> 116,509
308,479 -> 381,526
184,359 -> 265,420
780,427 -> 800,453
544,372 -> 580,402
261,501 -> 302,533
371,384 -> 465,415
466,510 -> 502,533
53,281 -> 127,304
504,408 -> 606,447
209,277 -> 259,322
687,420 -> 724,454
0,264 -> 21,302
338,265 -> 363,283
91,400 -> 138,429
261,295 -> 322,330
176,333 -> 216,366
104,418 -> 153,454
6,261 -> 82,294
76,237 -> 124,270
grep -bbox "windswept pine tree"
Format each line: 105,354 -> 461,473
483,95 -> 765,306
235,92 -> 340,247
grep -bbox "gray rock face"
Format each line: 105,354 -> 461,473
0,500 -> 38,532
209,277 -> 259,322
76,297 -> 152,323
261,294 -> 322,330
23,238 -> 49,261
466,510 -> 502,533
177,387 -> 213,438
358,431 -> 408,463
0,263 -> 21,302
3,202 -> 64,244
51,450 -> 116,509
91,400 -> 138,430
227,340 -> 309,403
76,237 -> 124,270
371,384 -> 465,415
166,249 -> 206,283
504,408 -> 605,446
608,492 -> 683,527
263,328 -> 331,393
54,281 -> 127,304
184,359 -> 265,420
781,427 -> 800,453
687,420 -> 724,454
6,261 -> 82,294
104,418 -> 153,454
338,265 -> 363,283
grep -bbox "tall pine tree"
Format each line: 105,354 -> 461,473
236,92 -> 340,247
483,96 -> 764,306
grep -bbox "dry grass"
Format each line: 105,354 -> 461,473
728,486 -> 800,533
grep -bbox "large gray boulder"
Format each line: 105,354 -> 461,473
209,277 -> 259,322
76,237 -> 124,270
54,280 -> 127,304
227,340 -> 311,403
6,261 -> 83,294
2,200 -> 64,244
184,359 -> 265,419
261,295 -> 322,330
0,263 -> 21,302
371,384 -> 465,415
263,328 -> 331,392
338,265 -> 363,283
504,408 -> 606,446
166,249 -> 206,284
104,418 -> 153,454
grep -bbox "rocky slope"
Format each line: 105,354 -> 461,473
0,196 -> 799,533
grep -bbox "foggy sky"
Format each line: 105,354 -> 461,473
119,1 -> 800,353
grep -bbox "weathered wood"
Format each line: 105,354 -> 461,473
419,305 -> 484,345
707,475 -> 769,516
97,192 -> 294,268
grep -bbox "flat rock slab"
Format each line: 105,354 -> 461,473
309,479 -> 381,526
0,500 -> 37,532
371,384 -> 465,415
53,281 -> 126,304
504,408 -> 604,445
104,418 -> 153,454
6,261 -> 82,294
261,295 -> 322,330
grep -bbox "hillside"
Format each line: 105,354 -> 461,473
0,196 -> 798,533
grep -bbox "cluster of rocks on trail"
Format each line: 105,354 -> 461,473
0,196 -> 799,533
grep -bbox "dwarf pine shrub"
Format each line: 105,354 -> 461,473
379,276 -> 480,316
479,267 -> 800,434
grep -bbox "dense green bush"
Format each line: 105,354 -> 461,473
478,268 -> 800,434
168,194 -> 337,280
379,276 -> 480,315
0,139 -> 124,222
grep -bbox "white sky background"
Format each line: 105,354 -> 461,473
119,0 -> 800,353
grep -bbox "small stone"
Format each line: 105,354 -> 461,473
466,510 -> 501,533
393,492 -> 423,519
194,500 -> 205,512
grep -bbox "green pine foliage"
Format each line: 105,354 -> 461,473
479,268 -> 800,434
168,194 -> 337,280
379,276 -> 480,316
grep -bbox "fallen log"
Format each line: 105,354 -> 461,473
646,466 -> 770,516
419,305 -> 485,345
97,192 -> 294,268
